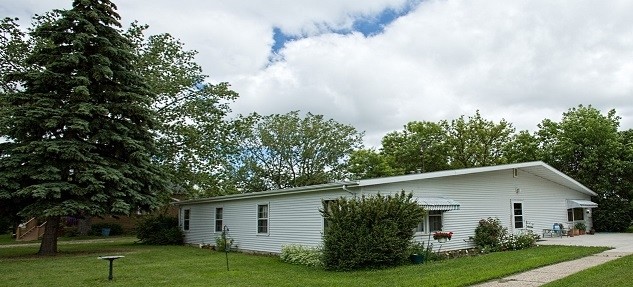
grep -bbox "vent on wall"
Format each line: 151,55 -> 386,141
512,168 -> 518,178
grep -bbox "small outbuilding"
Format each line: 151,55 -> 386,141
174,161 -> 597,253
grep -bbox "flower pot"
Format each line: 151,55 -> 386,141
437,237 -> 447,243
410,254 -> 425,264
101,228 -> 111,236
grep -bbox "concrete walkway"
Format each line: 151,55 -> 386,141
473,233 -> 633,287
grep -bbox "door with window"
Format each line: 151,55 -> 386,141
511,200 -> 524,231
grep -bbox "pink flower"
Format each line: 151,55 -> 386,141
433,231 -> 453,240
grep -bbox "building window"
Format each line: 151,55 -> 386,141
567,208 -> 584,221
428,211 -> 442,231
416,211 -> 443,233
183,209 -> 190,231
513,202 -> 524,228
215,207 -> 223,232
257,204 -> 269,234
322,200 -> 335,232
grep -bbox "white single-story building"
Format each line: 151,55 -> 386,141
174,161 -> 597,253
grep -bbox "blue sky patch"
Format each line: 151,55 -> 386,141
270,1 -> 420,56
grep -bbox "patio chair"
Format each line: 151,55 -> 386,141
558,223 -> 571,237
552,223 -> 562,237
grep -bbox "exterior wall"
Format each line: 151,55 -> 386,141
359,168 -> 592,251
180,188 -> 349,253
179,167 -> 593,253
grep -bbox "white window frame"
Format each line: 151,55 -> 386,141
182,208 -> 191,231
215,207 -> 223,232
415,210 -> 443,234
512,200 -> 524,230
257,203 -> 269,235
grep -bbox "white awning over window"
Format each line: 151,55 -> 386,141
566,199 -> 598,209
415,197 -> 460,211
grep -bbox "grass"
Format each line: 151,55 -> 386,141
0,232 -> 126,246
0,238 -> 608,287
543,254 -> 633,287
0,233 -> 17,244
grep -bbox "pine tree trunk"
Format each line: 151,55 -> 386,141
38,216 -> 61,256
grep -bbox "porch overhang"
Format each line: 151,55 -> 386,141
415,197 -> 460,211
566,199 -> 598,209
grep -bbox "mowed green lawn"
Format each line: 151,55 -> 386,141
0,237 -> 608,287
543,253 -> 633,287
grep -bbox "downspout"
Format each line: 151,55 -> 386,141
342,185 -> 356,198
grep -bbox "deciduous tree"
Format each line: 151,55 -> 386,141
235,111 -> 363,191
124,22 -> 241,196
345,148 -> 399,179
537,105 -> 631,231
445,111 -> 514,168
381,121 -> 450,174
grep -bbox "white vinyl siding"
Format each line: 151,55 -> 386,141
360,169 -> 592,251
180,189 -> 350,253
179,166 -> 594,253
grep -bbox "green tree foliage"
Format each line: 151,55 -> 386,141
619,129 -> 633,207
592,197 -> 631,232
124,22 -> 241,197
136,215 -> 184,245
0,17 -> 32,94
235,111 -> 363,191
537,105 -> 631,231
445,111 -> 515,168
349,111 -> 515,179
381,121 -> 449,174
2,15 -> 242,199
501,130 -> 541,163
320,192 -> 425,270
344,148 -> 400,179
0,0 -> 167,255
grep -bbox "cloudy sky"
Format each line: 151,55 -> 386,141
3,0 -> 633,147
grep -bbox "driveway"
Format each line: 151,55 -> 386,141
537,232 -> 633,255
473,233 -> 633,286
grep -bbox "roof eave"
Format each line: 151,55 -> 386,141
173,181 -> 358,206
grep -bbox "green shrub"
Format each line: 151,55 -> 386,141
63,226 -> 80,237
136,215 -> 184,245
474,217 -> 506,251
320,191 -> 425,270
474,218 -> 539,252
280,244 -> 323,267
90,223 -> 124,236
500,231 -> 539,251
408,241 -> 427,256
214,232 -> 235,252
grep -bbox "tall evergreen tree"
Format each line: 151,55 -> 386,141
0,0 -> 167,255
